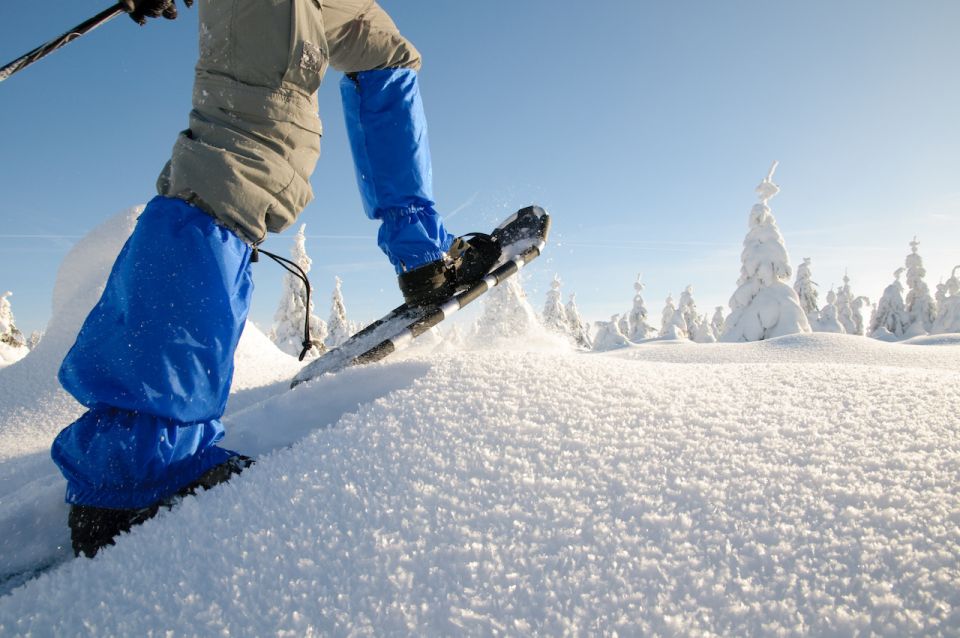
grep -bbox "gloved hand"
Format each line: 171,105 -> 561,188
118,0 -> 192,25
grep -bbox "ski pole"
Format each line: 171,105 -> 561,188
0,4 -> 125,84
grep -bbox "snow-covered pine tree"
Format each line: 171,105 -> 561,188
592,314 -> 632,351
850,296 -> 870,337
815,289 -> 846,333
677,285 -> 699,341
626,274 -> 657,342
869,268 -> 908,339
835,274 -> 857,335
932,266 -> 960,334
271,224 -> 327,359
903,237 -> 937,336
325,276 -> 351,349
720,162 -> 811,342
27,330 -> 43,350
473,276 -> 542,342
794,257 -> 820,323
693,314 -> 717,343
0,291 -> 29,366
541,275 -> 570,337
711,306 -> 725,340
660,294 -> 687,339
565,293 -> 593,349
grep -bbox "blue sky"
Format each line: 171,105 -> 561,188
2,1 -> 959,337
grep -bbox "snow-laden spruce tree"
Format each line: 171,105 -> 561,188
592,314 -> 632,351
711,306 -> 725,340
835,274 -> 858,335
932,266 -> 960,334
541,275 -> 570,336
626,275 -> 657,342
815,289 -> 846,333
904,237 -> 937,336
0,291 -> 29,367
660,294 -> 687,339
677,285 -> 699,341
565,293 -> 593,349
473,276 -> 542,342
325,276 -> 351,349
850,296 -> 871,337
869,268 -> 908,339
720,162 -> 811,342
692,314 -> 717,343
271,225 -> 327,359
27,330 -> 43,350
794,257 -> 820,323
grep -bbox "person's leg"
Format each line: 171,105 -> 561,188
324,1 -> 455,276
51,197 -> 254,553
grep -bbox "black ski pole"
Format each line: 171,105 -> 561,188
0,4 -> 125,84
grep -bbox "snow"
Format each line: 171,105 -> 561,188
1,211 -> 959,635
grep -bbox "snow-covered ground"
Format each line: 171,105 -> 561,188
0,214 -> 958,635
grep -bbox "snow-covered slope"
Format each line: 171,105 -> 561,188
0,211 -> 958,635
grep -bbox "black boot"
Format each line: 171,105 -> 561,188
398,233 -> 501,307
68,455 -> 254,558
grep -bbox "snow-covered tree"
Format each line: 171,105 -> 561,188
626,275 -> 657,342
0,291 -> 29,367
565,293 -> 593,349
660,294 -> 687,340
815,289 -> 846,334
27,330 -> 43,350
692,314 -> 717,343
835,274 -> 858,335
271,225 -> 327,359
473,276 -> 542,342
710,307 -> 725,340
932,266 -> 960,334
869,268 -> 908,339
541,275 -> 570,336
677,285 -> 699,341
850,296 -> 871,337
794,257 -> 820,322
720,162 -> 811,342
592,314 -> 632,351
904,237 -> 937,336
325,276 -> 351,349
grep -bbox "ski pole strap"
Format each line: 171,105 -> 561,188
252,246 -> 318,361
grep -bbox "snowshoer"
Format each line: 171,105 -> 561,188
51,0 -> 500,557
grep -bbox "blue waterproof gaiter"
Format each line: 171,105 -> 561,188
340,68 -> 454,273
51,197 -> 252,509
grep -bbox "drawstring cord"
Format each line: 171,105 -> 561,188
252,246 -> 320,361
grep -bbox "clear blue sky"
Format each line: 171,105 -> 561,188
2,1 -> 959,337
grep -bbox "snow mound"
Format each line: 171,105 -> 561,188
1,349 -> 958,635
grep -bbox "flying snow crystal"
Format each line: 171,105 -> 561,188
626,275 -> 657,342
660,294 -> 687,339
904,237 -> 937,337
541,275 -> 570,336
325,276 -> 351,350
816,289 -> 846,334
932,265 -> 960,334
473,276 -> 542,342
565,293 -> 593,349
592,314 -> 632,351
720,162 -> 811,342
869,268 -> 909,340
0,292 -> 29,367
271,224 -> 327,359
794,257 -> 820,323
